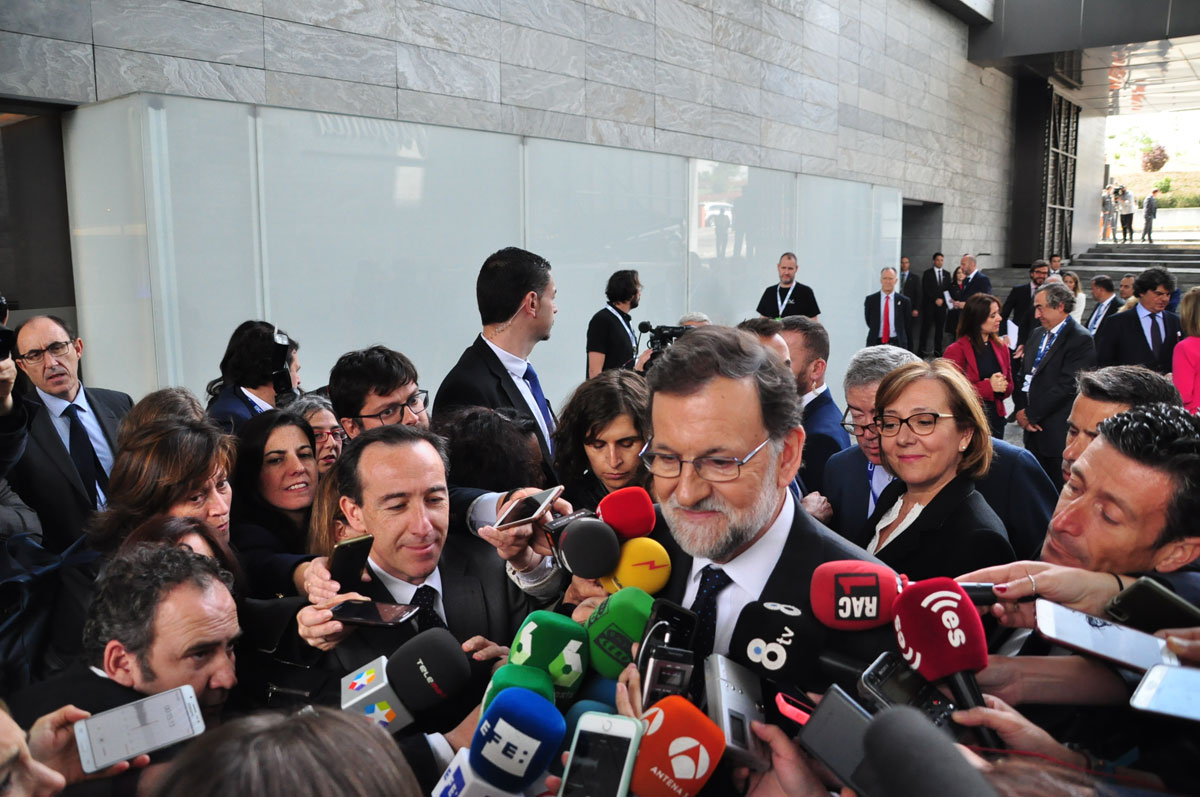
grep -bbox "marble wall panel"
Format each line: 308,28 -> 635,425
96,46 -> 264,102
266,71 -> 397,116
265,18 -> 395,85
397,42 -> 500,101
0,31 -> 94,102
502,23 -> 585,77
92,0 -> 263,67
0,0 -> 92,43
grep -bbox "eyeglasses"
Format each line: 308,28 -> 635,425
874,412 -> 956,437
354,389 -> 429,426
15,340 -> 73,364
312,428 -> 348,443
840,409 -> 877,438
639,437 -> 770,482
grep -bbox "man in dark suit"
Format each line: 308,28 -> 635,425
1096,267 -> 1180,375
636,326 -> 894,685
10,315 -> 133,552
1084,275 -> 1119,337
1001,261 -> 1048,360
778,317 -> 850,495
435,247 -> 559,485
898,256 -> 922,353
1016,283 -> 1096,487
864,267 -> 912,349
955,253 -> 992,306
919,252 -> 950,356
822,345 -> 1058,560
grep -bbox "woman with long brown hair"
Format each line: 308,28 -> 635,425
944,292 -> 1013,439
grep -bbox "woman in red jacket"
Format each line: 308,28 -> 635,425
944,293 -> 1012,438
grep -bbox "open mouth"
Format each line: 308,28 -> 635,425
284,482 -> 310,493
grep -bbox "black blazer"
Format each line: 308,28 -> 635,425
8,387 -> 133,553
207,383 -> 263,435
1017,318 -> 1096,458
435,335 -> 558,485
864,292 -> 912,349
1095,305 -> 1181,374
856,476 -> 1015,582
1085,296 -> 1119,334
900,270 -> 921,319
1000,283 -> 1035,345
800,390 -> 851,496
961,271 -> 993,300
921,267 -> 950,310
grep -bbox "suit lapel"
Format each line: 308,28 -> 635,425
88,391 -> 123,451
439,543 -> 489,645
473,336 -> 556,462
24,397 -> 89,500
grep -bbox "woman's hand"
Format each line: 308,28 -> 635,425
952,695 -> 1083,763
989,373 -> 1008,393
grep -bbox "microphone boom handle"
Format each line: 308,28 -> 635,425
945,672 -> 1004,751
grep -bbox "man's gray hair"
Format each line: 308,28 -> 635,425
880,267 -> 897,276
286,393 -> 334,422
1036,281 -> 1075,313
843,345 -> 921,393
678,311 -> 711,325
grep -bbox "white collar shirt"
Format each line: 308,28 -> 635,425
481,337 -> 551,445
367,558 -> 447,624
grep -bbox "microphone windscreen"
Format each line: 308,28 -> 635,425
811,559 -> 906,630
385,628 -> 472,712
585,587 -> 654,678
862,706 -> 998,797
509,611 -> 590,702
891,578 -> 988,682
597,486 -> 657,539
482,663 -> 555,711
599,537 -> 671,595
432,748 -> 523,797
558,517 -> 621,578
728,601 -> 820,689
552,700 -> 614,775
469,687 -> 566,792
576,676 -> 618,708
632,696 -> 726,797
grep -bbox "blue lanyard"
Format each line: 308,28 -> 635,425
867,462 -> 880,505
1032,327 -> 1060,371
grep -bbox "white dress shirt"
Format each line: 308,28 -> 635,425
1088,296 -> 1114,333
366,558 -> 447,624
481,337 -> 552,445
36,385 -> 115,507
799,382 -> 829,412
868,497 -> 926,555
1136,303 -> 1166,350
240,386 -> 273,412
681,492 -> 794,657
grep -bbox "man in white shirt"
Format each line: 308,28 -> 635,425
864,267 -> 912,349
1085,275 -> 1118,335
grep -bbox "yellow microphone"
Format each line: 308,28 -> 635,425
600,537 -> 672,595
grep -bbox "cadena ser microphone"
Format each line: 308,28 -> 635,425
555,517 -> 621,579
434,687 -> 566,797
600,537 -> 672,595
596,486 -> 656,539
631,696 -> 726,797
508,610 -> 590,702
861,706 -> 998,797
811,560 -> 909,631
341,628 -> 471,734
891,578 -> 1003,750
585,586 -> 654,678
729,601 -> 821,691
481,663 -> 555,711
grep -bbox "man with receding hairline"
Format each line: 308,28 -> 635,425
756,252 -> 820,321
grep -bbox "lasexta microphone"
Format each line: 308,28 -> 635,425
728,600 -> 821,691
585,586 -> 654,678
891,577 -> 1002,749
631,696 -> 726,797
811,560 -> 908,631
599,537 -> 672,594
596,486 -> 656,539
340,628 -> 471,734
508,610 -> 589,702
861,706 -> 998,797
482,663 -> 555,711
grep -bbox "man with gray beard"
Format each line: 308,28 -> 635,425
638,326 -> 896,684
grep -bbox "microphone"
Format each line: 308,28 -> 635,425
599,537 -> 672,594
861,706 -> 998,796
482,663 -> 556,711
631,696 -> 726,797
434,687 -> 566,797
508,610 -> 590,702
891,578 -> 1003,750
585,586 -> 654,678
728,601 -> 821,690
555,517 -> 621,579
340,628 -> 471,734
811,560 -> 908,631
576,675 -> 618,708
638,321 -> 654,334
596,486 -> 656,539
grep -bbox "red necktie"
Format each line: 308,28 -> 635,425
882,296 -> 891,344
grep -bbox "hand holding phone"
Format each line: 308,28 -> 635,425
558,712 -> 642,797
495,486 -> 563,531
328,534 -> 373,592
330,600 -> 420,628
73,686 -> 206,774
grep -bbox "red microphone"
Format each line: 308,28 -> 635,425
632,696 -> 726,797
810,560 -> 909,630
891,577 -> 1002,749
597,486 -> 656,540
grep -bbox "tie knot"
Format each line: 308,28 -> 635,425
523,363 -> 537,381
699,565 -> 732,594
62,404 -> 81,419
412,584 -> 438,608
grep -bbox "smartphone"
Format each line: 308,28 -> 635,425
1035,599 -> 1180,672
1105,577 -> 1200,634
328,534 -> 373,591
797,684 -> 874,795
1131,664 -> 1200,722
858,651 -> 956,730
643,599 -> 698,650
331,600 -> 420,628
704,654 -> 769,771
495,486 -> 563,531
74,685 -> 206,773
558,711 -> 642,797
639,640 -> 694,707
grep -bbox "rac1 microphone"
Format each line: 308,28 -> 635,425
340,628 -> 471,734
811,560 -> 908,631
469,687 -> 566,792
861,706 -> 998,797
555,517 -> 621,579
596,486 -> 656,540
508,610 -> 589,702
891,578 -> 1003,750
632,696 -> 726,797
585,586 -> 654,678
599,537 -> 672,595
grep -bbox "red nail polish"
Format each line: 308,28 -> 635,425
994,584 -> 1008,594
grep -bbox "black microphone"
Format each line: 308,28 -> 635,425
861,706 -> 998,796
728,601 -> 821,691
555,517 -> 621,579
638,321 -> 654,334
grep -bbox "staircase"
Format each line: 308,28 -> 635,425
1069,245 -> 1200,290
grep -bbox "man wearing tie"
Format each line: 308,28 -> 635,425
954,253 -> 992,306
11,316 -> 132,552
898,256 -> 922,352
1096,267 -> 1180,375
864,267 -> 912,349
1085,275 -> 1119,336
920,252 -> 950,357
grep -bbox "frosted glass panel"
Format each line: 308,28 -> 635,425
688,162 -> 796,326
525,139 -> 688,406
258,110 -> 522,396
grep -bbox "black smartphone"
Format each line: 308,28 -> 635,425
1105,577 -> 1200,634
329,534 -> 373,591
331,600 -> 419,628
797,685 -> 874,794
643,599 -> 698,650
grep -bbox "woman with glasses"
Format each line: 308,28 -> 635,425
287,394 -> 345,474
944,293 -> 1012,439
860,361 -> 1014,581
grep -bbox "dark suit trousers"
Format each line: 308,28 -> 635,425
920,305 -> 947,356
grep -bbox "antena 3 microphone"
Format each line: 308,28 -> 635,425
811,560 -> 908,630
632,696 -> 726,797
600,537 -> 671,595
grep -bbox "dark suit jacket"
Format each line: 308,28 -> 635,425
800,389 -> 851,495
856,476 -> 1014,582
864,292 -> 912,349
435,335 -> 557,485
823,440 -> 1057,561
943,336 -> 1013,418
1095,305 -> 1181,374
206,383 -> 263,434
8,387 -> 133,553
921,267 -> 950,310
1084,296 -> 1118,334
1017,317 -> 1096,458
961,271 -> 993,300
1001,283 -> 1036,346
900,270 -> 921,318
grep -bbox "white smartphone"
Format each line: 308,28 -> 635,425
1131,664 -> 1200,722
1035,599 -> 1180,672
74,685 -> 206,773
494,485 -> 563,531
558,711 -> 642,797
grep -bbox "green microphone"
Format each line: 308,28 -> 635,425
481,663 -> 555,711
509,610 -> 590,702
585,587 -> 654,678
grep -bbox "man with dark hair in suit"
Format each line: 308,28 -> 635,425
10,315 -> 133,552
864,267 -> 912,349
1096,267 -> 1180,374
898,256 -> 921,353
1085,275 -> 1119,336
435,247 -> 558,485
1001,260 -> 1049,362
920,252 -> 950,356
776,317 -> 849,496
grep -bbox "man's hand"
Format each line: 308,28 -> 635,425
1160,627 -> 1200,665
444,704 -> 482,752
463,635 -> 509,666
563,575 -> 608,608
800,492 -> 832,524
490,489 -> 571,560
1013,409 -> 1042,433
957,561 -> 1125,628
935,298 -> 944,307
911,308 -> 919,318
1014,344 -> 1024,359
29,705 -> 151,784
615,663 -> 644,721
296,592 -> 369,651
571,596 -> 605,625
297,558 -> 346,604
735,721 -> 830,797
0,355 -> 16,416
